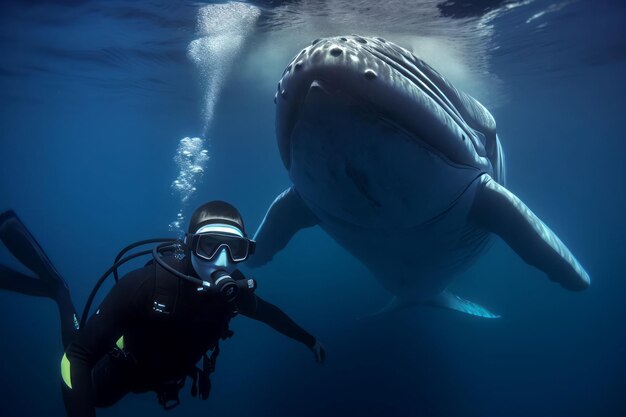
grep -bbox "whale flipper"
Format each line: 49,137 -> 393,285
470,175 -> 590,291
427,291 -> 500,318
248,187 -> 319,267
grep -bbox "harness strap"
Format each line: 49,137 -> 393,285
188,342 -> 221,402
190,370 -> 199,398
200,346 -> 219,400
156,379 -> 184,410
152,260 -> 181,316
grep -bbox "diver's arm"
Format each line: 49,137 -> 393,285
240,294 -> 317,348
62,268 -> 150,417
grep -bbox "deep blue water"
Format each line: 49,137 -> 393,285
1,1 -> 625,416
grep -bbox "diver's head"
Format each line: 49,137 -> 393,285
186,201 -> 255,280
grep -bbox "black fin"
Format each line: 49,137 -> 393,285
0,265 -> 49,297
0,210 -> 69,295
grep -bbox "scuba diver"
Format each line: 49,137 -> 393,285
0,201 -> 325,417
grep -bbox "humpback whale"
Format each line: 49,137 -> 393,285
249,35 -> 590,318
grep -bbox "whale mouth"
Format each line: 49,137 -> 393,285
276,79 -> 335,171
285,77 -> 480,229
280,80 -> 326,168
280,78 -> 428,172
286,79 -> 398,225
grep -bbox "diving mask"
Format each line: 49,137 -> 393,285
185,224 -> 255,263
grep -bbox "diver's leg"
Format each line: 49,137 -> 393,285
55,284 -> 80,348
0,210 -> 79,347
62,350 -> 133,408
61,352 -> 133,417
91,353 -> 134,407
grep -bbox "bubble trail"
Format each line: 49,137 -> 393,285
167,3 -> 260,239
168,137 -> 209,237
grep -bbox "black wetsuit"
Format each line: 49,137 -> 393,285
63,259 -> 315,417
0,211 -> 316,417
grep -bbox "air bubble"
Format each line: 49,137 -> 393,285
169,136 -> 210,236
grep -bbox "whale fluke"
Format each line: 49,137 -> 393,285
367,292 -> 500,319
427,291 -> 501,319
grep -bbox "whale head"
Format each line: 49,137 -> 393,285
274,36 -> 503,229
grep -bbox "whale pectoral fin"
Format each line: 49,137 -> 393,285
247,187 -> 319,267
427,291 -> 500,319
470,175 -> 590,291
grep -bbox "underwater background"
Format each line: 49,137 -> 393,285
0,0 -> 624,416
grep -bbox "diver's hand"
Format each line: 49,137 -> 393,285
309,340 -> 326,364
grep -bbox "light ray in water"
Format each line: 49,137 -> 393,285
188,2 -> 261,128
